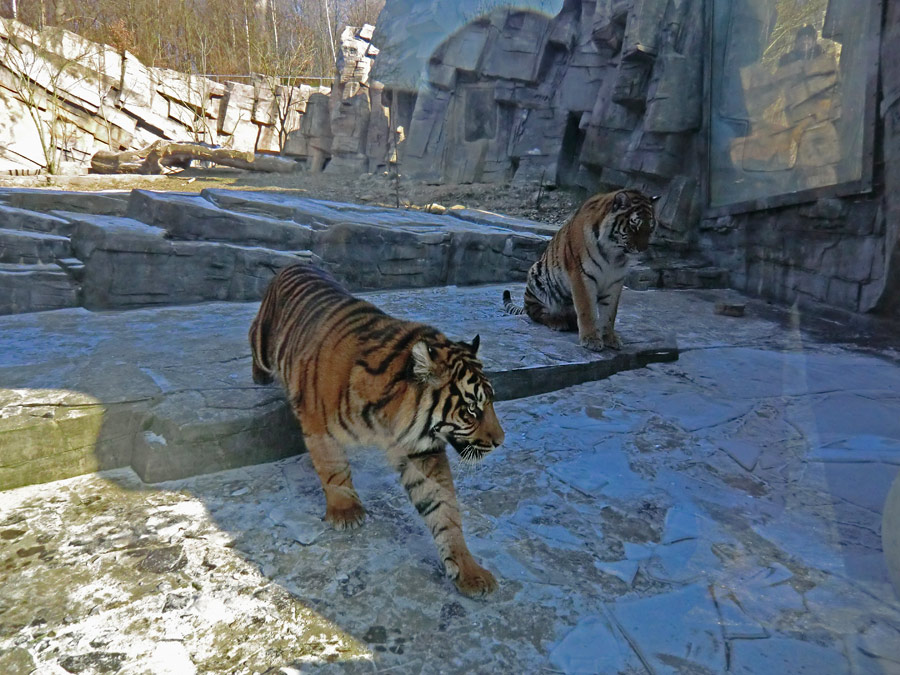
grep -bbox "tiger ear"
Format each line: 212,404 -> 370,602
411,341 -> 442,384
469,334 -> 480,355
613,191 -> 631,211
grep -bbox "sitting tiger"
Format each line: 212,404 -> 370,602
503,189 -> 658,352
249,263 -> 505,597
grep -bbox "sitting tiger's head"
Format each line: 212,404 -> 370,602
411,334 -> 504,461
609,189 -> 659,254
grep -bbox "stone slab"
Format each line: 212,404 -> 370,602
0,189 -> 552,315
57,212 -> 318,310
140,189 -> 550,292
0,227 -> 72,264
0,188 -> 130,216
126,190 -> 317,250
0,284 -> 676,489
0,203 -> 77,236
0,262 -> 80,314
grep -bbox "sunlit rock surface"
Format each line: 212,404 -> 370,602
2,287 -> 899,672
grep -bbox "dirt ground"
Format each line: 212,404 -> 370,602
0,167 -> 584,225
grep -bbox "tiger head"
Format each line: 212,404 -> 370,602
609,189 -> 659,254
411,334 -> 504,461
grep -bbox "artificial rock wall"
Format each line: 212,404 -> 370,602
696,0 -> 900,315
368,0 -> 705,255
365,0 -> 900,316
282,25 -> 387,174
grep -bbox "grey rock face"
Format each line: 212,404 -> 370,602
374,1 -> 703,206
0,228 -> 72,264
0,189 -> 130,216
64,213 -> 316,309
125,191 -> 316,250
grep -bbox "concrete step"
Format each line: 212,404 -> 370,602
0,227 -> 73,264
0,203 -> 78,236
0,283 -> 678,490
0,262 -> 80,314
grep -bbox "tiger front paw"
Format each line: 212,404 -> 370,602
453,563 -> 498,598
325,502 -> 366,530
603,328 -> 623,350
580,333 -> 605,353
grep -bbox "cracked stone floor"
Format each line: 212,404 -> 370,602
2,290 -> 900,674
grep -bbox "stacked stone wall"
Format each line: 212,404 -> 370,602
0,19 -> 327,173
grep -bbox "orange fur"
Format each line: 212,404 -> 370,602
504,189 -> 657,351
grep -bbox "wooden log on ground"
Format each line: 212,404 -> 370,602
90,140 -> 298,174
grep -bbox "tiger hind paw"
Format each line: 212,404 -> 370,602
325,502 -> 367,530
454,563 -> 498,598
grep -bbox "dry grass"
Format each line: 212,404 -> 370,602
0,168 -> 584,225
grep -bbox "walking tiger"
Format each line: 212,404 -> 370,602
249,263 -> 504,597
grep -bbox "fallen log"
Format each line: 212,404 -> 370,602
90,140 -> 298,174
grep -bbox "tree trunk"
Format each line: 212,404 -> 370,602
90,141 -> 298,174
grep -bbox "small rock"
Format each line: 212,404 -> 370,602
59,652 -> 126,674
138,545 -> 187,573
715,301 -> 746,317
163,593 -> 193,612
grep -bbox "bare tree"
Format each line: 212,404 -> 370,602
345,0 -> 385,28
2,0 -> 385,85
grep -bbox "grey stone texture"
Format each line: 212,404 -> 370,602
0,283 -> 675,490
0,187 -> 557,314
697,199 -> 890,312
372,0 -> 704,242
0,262 -> 79,314
1,286 -> 899,672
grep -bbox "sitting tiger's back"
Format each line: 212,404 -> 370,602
503,188 -> 657,352
249,263 -> 504,597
